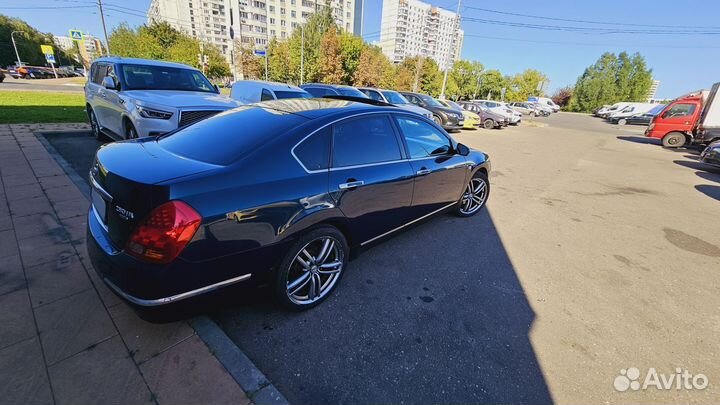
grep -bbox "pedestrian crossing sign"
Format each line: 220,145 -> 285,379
70,30 -> 83,41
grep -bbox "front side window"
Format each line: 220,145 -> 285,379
382,91 -> 409,104
294,127 -> 330,171
304,87 -> 332,97
120,64 -> 215,93
332,115 -> 401,167
364,90 -> 383,101
664,103 -> 697,118
396,116 -> 452,158
418,94 -> 443,107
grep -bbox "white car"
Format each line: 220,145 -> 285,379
357,87 -> 434,119
473,100 -> 521,125
85,57 -> 241,140
529,96 -> 560,113
230,80 -> 312,104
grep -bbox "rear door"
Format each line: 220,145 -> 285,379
328,114 -> 415,244
88,62 -> 111,128
394,115 -> 470,217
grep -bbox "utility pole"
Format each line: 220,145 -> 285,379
11,31 -> 25,67
440,0 -> 461,99
97,0 -> 110,55
413,56 -> 423,92
300,25 -> 305,84
473,74 -> 481,99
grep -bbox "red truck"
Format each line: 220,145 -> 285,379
645,82 -> 720,148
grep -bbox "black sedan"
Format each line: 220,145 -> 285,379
608,113 -> 654,126
701,140 -> 720,168
87,98 -> 491,312
399,91 -> 464,131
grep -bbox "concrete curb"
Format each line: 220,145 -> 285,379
36,129 -> 288,405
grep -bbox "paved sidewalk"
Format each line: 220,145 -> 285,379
0,124 -> 252,405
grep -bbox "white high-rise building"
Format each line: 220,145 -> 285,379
646,79 -> 660,102
379,0 -> 463,71
148,0 -> 362,66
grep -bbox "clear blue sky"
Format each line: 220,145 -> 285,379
5,0 -> 720,98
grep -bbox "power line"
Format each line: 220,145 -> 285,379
0,5 -> 95,9
462,33 -> 720,49
463,6 -> 720,30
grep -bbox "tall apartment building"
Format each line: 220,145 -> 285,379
379,0 -> 463,72
54,34 -> 106,66
646,79 -> 660,102
148,0 -> 362,65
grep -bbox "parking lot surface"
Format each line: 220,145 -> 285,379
45,113 -> 720,404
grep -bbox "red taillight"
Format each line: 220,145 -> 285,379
125,201 -> 201,264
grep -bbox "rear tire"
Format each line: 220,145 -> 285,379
618,118 -> 627,126
88,108 -> 105,141
274,225 -> 349,311
662,132 -> 686,148
483,119 -> 494,129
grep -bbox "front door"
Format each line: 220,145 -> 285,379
394,115 -> 470,217
651,102 -> 700,139
328,114 -> 415,244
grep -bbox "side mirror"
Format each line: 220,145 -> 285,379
102,76 -> 118,90
456,143 -> 470,156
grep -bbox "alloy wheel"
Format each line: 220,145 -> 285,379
89,110 -> 100,139
459,177 -> 488,215
286,236 -> 344,305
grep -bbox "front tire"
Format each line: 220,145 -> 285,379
618,118 -> 627,126
433,115 -> 443,126
274,225 -> 349,311
125,120 -> 138,139
662,132 -> 686,148
483,119 -> 495,129
455,171 -> 489,217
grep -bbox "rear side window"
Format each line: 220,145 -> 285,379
331,115 -> 401,167
158,106 -> 307,165
304,87 -> 332,97
294,127 -> 330,171
91,63 -> 108,84
365,90 -> 383,101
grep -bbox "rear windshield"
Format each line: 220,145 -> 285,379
274,90 -> 312,100
158,106 -> 306,164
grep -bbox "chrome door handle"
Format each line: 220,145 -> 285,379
416,169 -> 431,176
339,180 -> 364,190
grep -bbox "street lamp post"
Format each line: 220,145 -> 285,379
300,25 -> 305,85
11,31 -> 25,67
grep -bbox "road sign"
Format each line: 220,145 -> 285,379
254,50 -> 266,57
69,30 -> 83,41
41,45 -> 54,55
45,53 -> 56,64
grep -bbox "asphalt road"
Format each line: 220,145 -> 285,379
42,113 -> 720,404
0,77 -> 85,93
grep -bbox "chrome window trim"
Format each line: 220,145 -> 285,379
360,201 -> 457,246
291,111 -> 451,174
104,273 -> 252,307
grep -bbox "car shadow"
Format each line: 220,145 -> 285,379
696,171 -> 720,183
674,159 -> 720,173
212,209 -> 553,405
695,185 -> 720,201
615,135 -> 657,145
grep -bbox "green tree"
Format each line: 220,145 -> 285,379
509,69 -> 548,102
477,70 -> 505,100
353,44 -> 394,88
0,15 -> 75,67
449,60 -> 484,99
339,32 -> 363,84
627,53 -> 653,101
318,26 -> 344,84
268,38 -> 293,83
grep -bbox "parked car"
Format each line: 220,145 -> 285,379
646,82 -> 720,148
509,102 -> 548,117
528,96 -> 560,112
700,139 -> 720,168
609,104 -> 665,125
85,57 -> 241,140
458,101 -> 507,129
0,70 -> 5,83
230,80 -> 311,104
400,91 -> 464,131
356,87 -> 433,119
606,103 -> 659,122
86,98 -> 491,312
595,102 -> 632,119
300,83 -> 369,98
437,99 -> 480,129
473,100 -> 521,125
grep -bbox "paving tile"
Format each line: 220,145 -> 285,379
140,335 -> 250,405
26,254 -> 91,308
53,198 -> 90,220
0,174 -> 35,187
45,184 -> 85,204
5,183 -> 44,202
0,337 -> 53,405
0,214 -> 12,232
109,303 -> 194,364
0,229 -> 19,258
48,335 -> 153,405
0,255 -> 25,296
18,234 -> 75,268
0,289 -> 35,350
12,212 -> 63,241
32,164 -> 65,178
0,164 -> 33,178
8,196 -> 53,218
35,288 -> 117,365
38,175 -> 74,190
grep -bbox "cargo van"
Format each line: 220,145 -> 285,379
606,103 -> 659,122
645,82 -> 720,148
528,97 -> 560,112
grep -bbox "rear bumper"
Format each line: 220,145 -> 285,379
86,209 -> 256,306
701,147 -> 720,167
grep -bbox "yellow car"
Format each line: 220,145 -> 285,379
462,110 -> 480,129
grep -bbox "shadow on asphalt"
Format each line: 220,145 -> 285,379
214,210 -> 553,404
695,185 -> 720,201
615,135 -> 657,145
39,130 -> 553,404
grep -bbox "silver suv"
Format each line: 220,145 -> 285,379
85,57 -> 240,140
